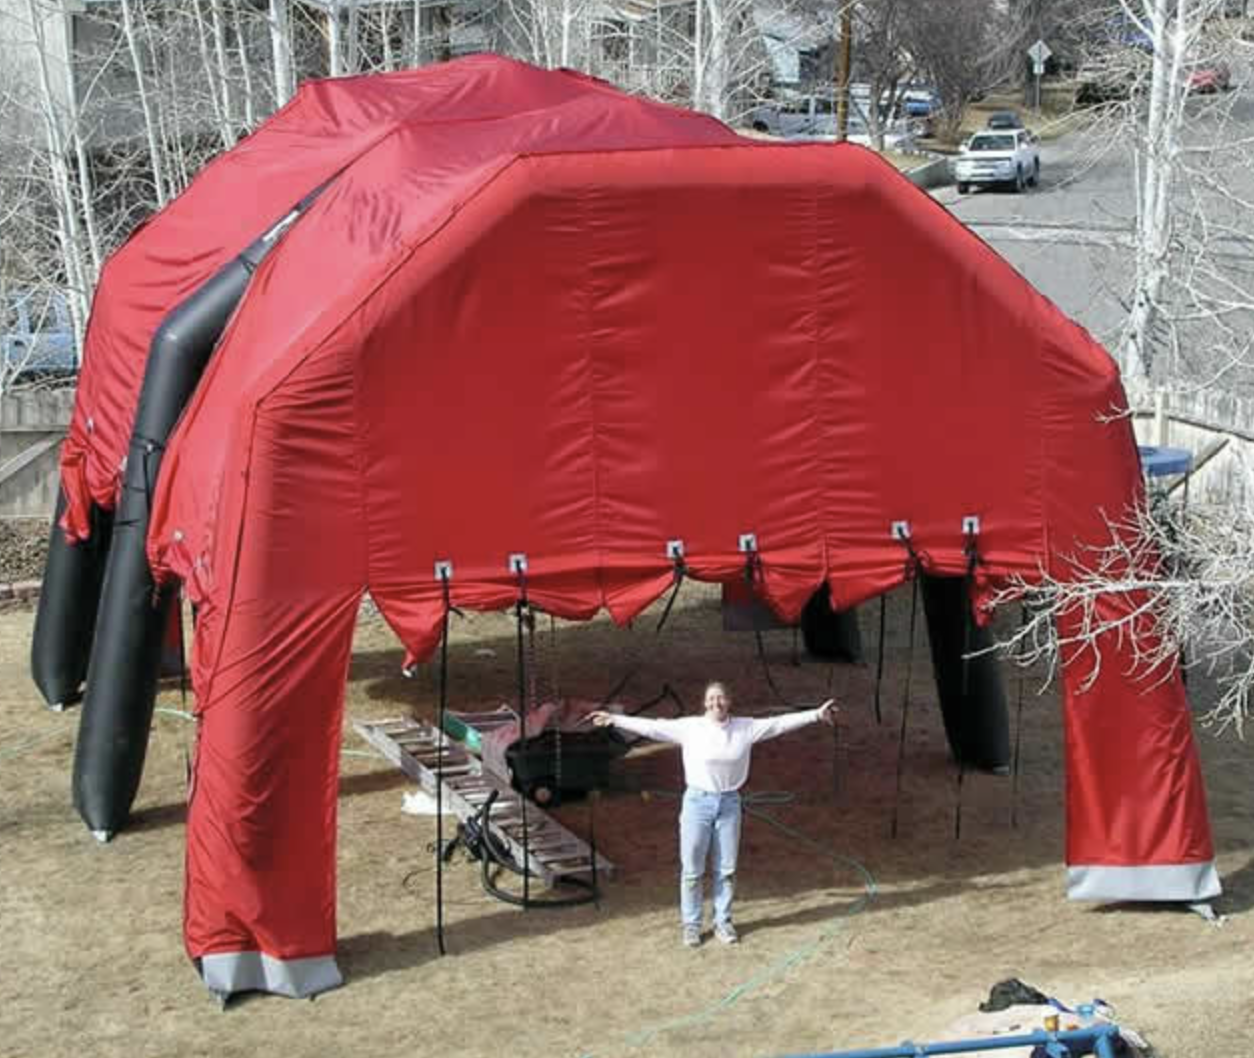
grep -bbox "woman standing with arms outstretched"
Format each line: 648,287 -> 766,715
590,682 -> 837,948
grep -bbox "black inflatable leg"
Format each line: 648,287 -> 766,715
72,548 -> 176,839
72,265 -> 253,836
30,492 -> 114,710
71,187 -> 328,838
920,574 -> 1010,774
800,583 -> 863,663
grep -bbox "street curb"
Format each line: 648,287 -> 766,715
906,156 -> 953,190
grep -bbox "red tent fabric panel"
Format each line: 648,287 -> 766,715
62,56 -> 733,539
1060,603 -> 1215,890
155,144 -> 1072,633
185,591 -> 358,962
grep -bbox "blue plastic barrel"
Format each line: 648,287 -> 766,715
1138,445 -> 1192,477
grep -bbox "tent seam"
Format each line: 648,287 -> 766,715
351,319 -> 373,595
810,177 -> 831,596
574,172 -> 608,610
197,404 -> 260,710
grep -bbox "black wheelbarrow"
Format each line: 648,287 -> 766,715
505,727 -> 629,806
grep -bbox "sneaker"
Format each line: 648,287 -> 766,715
714,921 -> 739,945
682,925 -> 702,949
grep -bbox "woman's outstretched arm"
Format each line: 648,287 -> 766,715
748,699 -> 838,743
588,711 -> 688,744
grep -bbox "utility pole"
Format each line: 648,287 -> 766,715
835,1 -> 854,141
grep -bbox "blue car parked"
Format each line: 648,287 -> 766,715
1,290 -> 77,380
902,88 -> 937,118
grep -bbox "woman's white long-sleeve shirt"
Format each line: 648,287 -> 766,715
609,709 -> 822,793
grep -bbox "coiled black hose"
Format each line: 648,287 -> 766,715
472,790 -> 599,909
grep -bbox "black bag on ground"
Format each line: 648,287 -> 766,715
979,977 -> 1051,1012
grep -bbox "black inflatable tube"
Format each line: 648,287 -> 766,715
72,189 -> 325,839
799,583 -> 863,663
920,574 -> 1011,774
30,493 -> 114,709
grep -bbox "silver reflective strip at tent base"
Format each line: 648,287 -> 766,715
1067,861 -> 1221,902
199,951 -> 343,1000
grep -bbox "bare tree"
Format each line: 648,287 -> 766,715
981,0 -> 1093,97
0,136 -> 47,402
695,0 -> 762,119
497,0 -> 595,71
851,0 -> 914,150
988,475 -> 1254,738
269,0 -> 295,106
1065,0 -> 1253,385
984,3 -> 1254,739
903,0 -> 994,142
120,0 -> 172,202
20,0 -> 94,345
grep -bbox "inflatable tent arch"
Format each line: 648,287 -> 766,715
34,56 -> 1217,999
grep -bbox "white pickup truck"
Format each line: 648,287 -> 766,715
952,129 -> 1040,194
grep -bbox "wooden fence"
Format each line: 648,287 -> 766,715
1127,383 -> 1254,506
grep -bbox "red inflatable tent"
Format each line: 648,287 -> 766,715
60,55 -> 1217,999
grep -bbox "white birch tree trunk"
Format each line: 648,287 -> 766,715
328,2 -> 343,77
57,0 -> 100,281
210,0 -> 237,143
692,0 -> 704,110
23,0 -> 91,350
231,0 -> 256,128
269,0 -> 294,106
346,2 -> 359,74
560,0 -> 574,68
120,0 -> 170,205
194,0 -> 231,146
382,5 -> 395,70
702,0 -> 728,119
1119,0 -> 1203,382
412,0 -> 423,67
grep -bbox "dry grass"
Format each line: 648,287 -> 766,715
2,583 -> 1253,1058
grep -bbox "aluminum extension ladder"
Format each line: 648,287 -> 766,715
353,716 -> 615,888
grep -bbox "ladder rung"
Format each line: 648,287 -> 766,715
377,721 -> 422,733
409,747 -> 462,760
356,715 -> 615,888
548,861 -> 594,874
508,836 -> 574,852
500,823 -> 559,838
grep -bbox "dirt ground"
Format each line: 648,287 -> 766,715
2,584 -> 1252,1058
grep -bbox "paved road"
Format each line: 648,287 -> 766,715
931,128 -> 1139,348
924,80 -> 1254,357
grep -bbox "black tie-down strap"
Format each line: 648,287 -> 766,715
1010,603 -> 1027,829
435,568 -> 452,955
889,526 -> 925,840
873,594 -> 887,726
512,562 -> 532,909
743,549 -> 808,711
113,434 -> 167,531
954,532 -> 981,841
599,552 -> 687,706
461,556 -> 604,911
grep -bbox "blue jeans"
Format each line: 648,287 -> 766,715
679,788 -> 742,929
